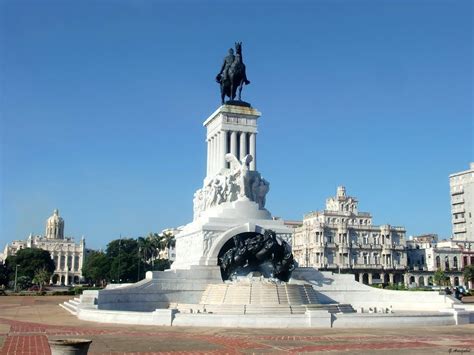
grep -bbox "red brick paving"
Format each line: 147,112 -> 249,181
1,316 -> 473,355
0,335 -> 50,355
0,296 -> 473,354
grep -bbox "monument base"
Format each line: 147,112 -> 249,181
224,100 -> 251,107
171,199 -> 292,270
62,267 -> 471,328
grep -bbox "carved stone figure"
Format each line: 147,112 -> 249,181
193,153 -> 270,219
256,178 -> 270,209
216,42 -> 251,104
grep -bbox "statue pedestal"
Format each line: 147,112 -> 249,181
172,104 -> 291,273
172,199 -> 291,270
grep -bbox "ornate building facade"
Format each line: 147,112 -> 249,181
406,236 -> 468,288
3,209 -> 86,285
292,186 -> 407,285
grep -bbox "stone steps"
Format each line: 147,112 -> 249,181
200,282 -> 322,305
59,300 -> 78,315
60,292 -> 101,316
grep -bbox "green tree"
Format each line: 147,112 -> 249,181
106,238 -> 147,283
11,275 -> 32,291
0,262 -> 8,288
159,231 -> 176,251
138,234 -> 159,265
5,248 -> 55,282
32,268 -> 52,290
463,265 -> 474,287
82,251 -> 111,286
152,259 -> 171,271
433,269 -> 446,286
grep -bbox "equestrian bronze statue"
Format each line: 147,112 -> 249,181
216,42 -> 251,105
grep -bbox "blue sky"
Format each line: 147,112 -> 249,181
1,0 -> 472,250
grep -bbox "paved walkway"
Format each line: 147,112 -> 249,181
0,296 -> 473,354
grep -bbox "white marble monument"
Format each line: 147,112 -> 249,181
172,104 -> 292,270
62,104 -> 474,329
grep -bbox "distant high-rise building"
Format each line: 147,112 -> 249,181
450,163 -> 474,242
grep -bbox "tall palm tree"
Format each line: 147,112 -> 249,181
137,235 -> 158,266
147,233 -> 162,267
159,231 -> 176,259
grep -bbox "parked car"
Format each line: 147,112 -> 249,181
28,285 -> 40,291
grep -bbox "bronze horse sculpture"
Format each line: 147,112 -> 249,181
216,42 -> 250,105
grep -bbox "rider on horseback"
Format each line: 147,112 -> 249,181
216,48 -> 235,84
216,43 -> 251,104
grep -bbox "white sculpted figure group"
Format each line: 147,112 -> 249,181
193,153 -> 270,219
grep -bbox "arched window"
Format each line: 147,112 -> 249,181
436,256 -> 441,268
445,256 -> 450,270
453,256 -> 458,270
419,276 -> 425,286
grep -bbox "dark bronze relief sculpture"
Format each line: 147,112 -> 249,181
218,230 -> 296,282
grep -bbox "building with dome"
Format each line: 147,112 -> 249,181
3,209 -> 87,285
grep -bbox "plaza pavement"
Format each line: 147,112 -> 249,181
0,296 -> 473,354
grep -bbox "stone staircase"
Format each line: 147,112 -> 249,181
59,297 -> 81,315
170,280 -> 355,315
200,282 -> 318,305
59,290 -> 99,315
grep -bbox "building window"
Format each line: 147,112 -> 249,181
453,256 -> 458,270
373,253 -> 379,264
67,256 -> 72,271
436,256 -> 441,268
363,253 -> 369,265
445,256 -> 450,270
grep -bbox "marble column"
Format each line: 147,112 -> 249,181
211,135 -> 216,175
239,132 -> 247,160
206,138 -> 211,176
209,137 -> 213,175
58,252 -> 62,271
230,131 -> 237,158
220,130 -> 227,171
65,252 -> 69,284
368,273 -> 373,285
249,133 -> 256,170
389,273 -> 394,284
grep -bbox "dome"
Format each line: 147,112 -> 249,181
45,209 -> 65,239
